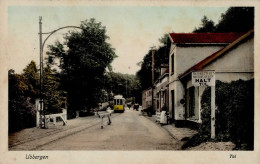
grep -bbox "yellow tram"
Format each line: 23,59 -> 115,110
113,95 -> 125,112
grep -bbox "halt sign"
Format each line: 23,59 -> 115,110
192,71 -> 215,86
192,71 -> 216,139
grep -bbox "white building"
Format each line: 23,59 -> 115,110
154,67 -> 169,113
167,31 -> 248,127
179,30 -> 254,126
142,87 -> 152,110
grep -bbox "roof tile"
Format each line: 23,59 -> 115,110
178,30 -> 254,79
169,33 -> 244,44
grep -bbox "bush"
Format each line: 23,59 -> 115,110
183,79 -> 254,150
9,97 -> 36,133
8,70 -> 36,133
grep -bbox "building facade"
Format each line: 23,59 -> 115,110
167,32 -> 245,126
142,87 -> 152,110
179,30 -> 254,125
154,68 -> 169,113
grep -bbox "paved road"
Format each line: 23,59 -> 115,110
38,109 -> 180,150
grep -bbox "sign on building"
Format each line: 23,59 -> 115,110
192,71 -> 215,86
192,71 -> 216,139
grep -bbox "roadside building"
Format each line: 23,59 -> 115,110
142,87 -> 153,110
167,32 -> 246,127
154,66 -> 169,123
178,29 -> 254,127
154,66 -> 169,113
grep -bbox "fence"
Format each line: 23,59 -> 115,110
35,99 -> 67,128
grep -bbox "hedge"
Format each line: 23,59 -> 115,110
182,79 -> 254,150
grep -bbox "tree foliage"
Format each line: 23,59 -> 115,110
43,66 -> 66,114
47,18 -> 117,116
8,60 -> 66,132
193,7 -> 254,33
158,33 -> 170,45
22,61 -> 40,103
136,33 -> 170,91
8,67 -> 36,133
215,7 -> 254,32
193,16 -> 215,33
104,72 -> 141,103
183,80 -> 254,150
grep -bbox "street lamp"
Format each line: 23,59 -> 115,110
38,16 -> 85,128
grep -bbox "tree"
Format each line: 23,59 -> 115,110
22,60 -> 40,103
193,7 -> 254,33
158,33 -> 170,45
47,18 -> 117,116
46,41 -> 66,68
43,66 -> 66,114
136,33 -> 170,91
104,72 -> 141,102
8,60 -> 66,132
215,7 -> 254,32
8,69 -> 36,133
193,16 -> 215,33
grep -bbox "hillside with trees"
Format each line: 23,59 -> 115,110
193,7 -> 254,33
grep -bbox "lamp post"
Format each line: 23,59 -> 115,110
38,16 -> 85,128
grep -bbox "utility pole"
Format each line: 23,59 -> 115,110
151,46 -> 156,113
125,79 -> 127,98
39,16 -> 45,128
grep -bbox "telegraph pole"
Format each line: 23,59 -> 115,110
39,16 -> 45,128
125,79 -> 127,98
151,46 -> 156,113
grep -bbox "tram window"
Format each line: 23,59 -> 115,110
114,99 -> 117,105
119,99 -> 122,105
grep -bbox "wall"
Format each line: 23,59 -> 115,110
142,88 -> 152,110
184,37 -> 254,123
169,80 -> 185,120
205,38 -> 254,77
154,75 -> 169,112
174,45 -> 224,78
168,44 -> 225,121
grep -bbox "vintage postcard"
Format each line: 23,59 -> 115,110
0,0 -> 259,163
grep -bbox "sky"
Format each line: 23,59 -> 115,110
7,6 -> 229,75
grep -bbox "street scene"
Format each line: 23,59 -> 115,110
6,6 -> 254,154
10,108 -> 198,150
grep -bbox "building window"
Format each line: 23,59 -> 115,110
171,54 -> 174,74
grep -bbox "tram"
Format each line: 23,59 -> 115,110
113,95 -> 125,112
